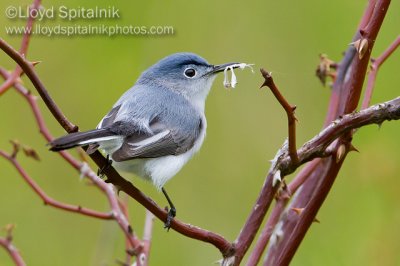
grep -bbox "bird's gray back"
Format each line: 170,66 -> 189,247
109,84 -> 202,135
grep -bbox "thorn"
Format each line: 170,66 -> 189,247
349,40 -> 359,48
31,61 -> 41,66
259,68 -> 273,88
336,144 -> 346,163
349,144 -> 359,153
291,207 -> 304,215
259,81 -> 268,89
358,39 -> 369,59
9,140 -> 21,158
349,38 -> 369,60
313,217 -> 320,223
3,224 -> 15,241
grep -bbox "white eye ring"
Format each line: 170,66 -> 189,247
184,68 -> 196,78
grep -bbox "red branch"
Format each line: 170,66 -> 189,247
0,0 -> 41,96
271,1 -> 391,264
0,48 -> 145,263
0,67 -> 144,256
362,35 -> 400,109
246,159 -> 320,266
0,237 -> 26,266
0,150 -> 113,220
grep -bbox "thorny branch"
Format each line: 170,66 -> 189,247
0,66 -> 149,265
362,35 -> 400,109
267,1 -> 392,265
0,0 -> 398,265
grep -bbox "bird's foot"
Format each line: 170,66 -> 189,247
97,155 -> 113,178
164,206 -> 176,231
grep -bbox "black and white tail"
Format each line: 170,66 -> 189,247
49,128 -> 117,151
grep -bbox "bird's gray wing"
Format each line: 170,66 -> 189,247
92,85 -> 202,160
111,118 -> 201,161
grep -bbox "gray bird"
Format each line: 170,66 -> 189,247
49,52 -> 242,228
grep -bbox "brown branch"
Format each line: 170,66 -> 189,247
362,35 -> 400,109
260,69 -> 299,165
0,35 -> 233,257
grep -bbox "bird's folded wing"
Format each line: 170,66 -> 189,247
112,128 -> 195,161
97,103 -> 201,161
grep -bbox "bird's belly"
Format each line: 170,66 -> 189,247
101,118 -> 207,190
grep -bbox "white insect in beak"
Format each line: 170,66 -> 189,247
223,63 -> 254,89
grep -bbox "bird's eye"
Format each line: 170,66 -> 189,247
184,68 -> 196,78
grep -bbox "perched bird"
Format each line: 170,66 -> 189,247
49,52 -> 244,228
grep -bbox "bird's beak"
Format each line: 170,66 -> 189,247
207,62 -> 240,75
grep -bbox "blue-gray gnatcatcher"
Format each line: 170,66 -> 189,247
50,52 -> 248,227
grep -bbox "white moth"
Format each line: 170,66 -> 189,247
223,63 -> 254,88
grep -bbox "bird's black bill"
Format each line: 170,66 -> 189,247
210,62 -> 240,74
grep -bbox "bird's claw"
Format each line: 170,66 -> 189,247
97,155 -> 112,178
164,206 -> 176,231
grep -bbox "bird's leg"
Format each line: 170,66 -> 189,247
97,154 -> 113,178
162,187 -> 176,231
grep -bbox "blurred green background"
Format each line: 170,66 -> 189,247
0,1 -> 399,265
